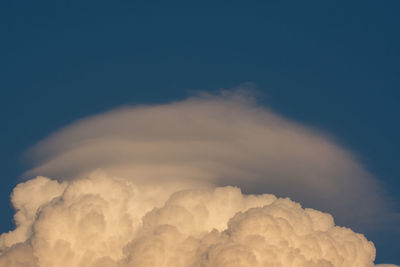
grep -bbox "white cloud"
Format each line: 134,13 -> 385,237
24,91 -> 392,229
0,172 -> 388,267
0,90 -> 397,266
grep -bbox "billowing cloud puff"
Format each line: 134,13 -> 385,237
0,172 -> 388,267
1,90 -> 398,266
24,91 -> 392,230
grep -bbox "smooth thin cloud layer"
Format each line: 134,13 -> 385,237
25,91 -> 390,229
0,172 -> 384,267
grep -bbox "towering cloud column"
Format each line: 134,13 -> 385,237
0,91 -> 397,266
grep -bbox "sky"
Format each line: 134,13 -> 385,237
0,0 -> 399,265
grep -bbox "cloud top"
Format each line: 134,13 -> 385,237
25,91 -> 391,229
0,91 -> 398,266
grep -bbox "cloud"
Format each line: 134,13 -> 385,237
0,90 -> 397,266
24,91 -> 392,230
0,172 -> 389,267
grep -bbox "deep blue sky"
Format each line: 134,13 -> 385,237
1,0 -> 399,263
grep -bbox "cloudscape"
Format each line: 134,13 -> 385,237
0,91 -> 398,266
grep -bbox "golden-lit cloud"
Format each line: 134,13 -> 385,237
0,90 -> 398,266
0,172 -> 381,266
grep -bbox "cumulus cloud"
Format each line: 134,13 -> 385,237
0,90 -> 398,266
0,172 -> 391,267
24,91 -> 392,229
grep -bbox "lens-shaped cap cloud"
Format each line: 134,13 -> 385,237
25,91 -> 393,229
